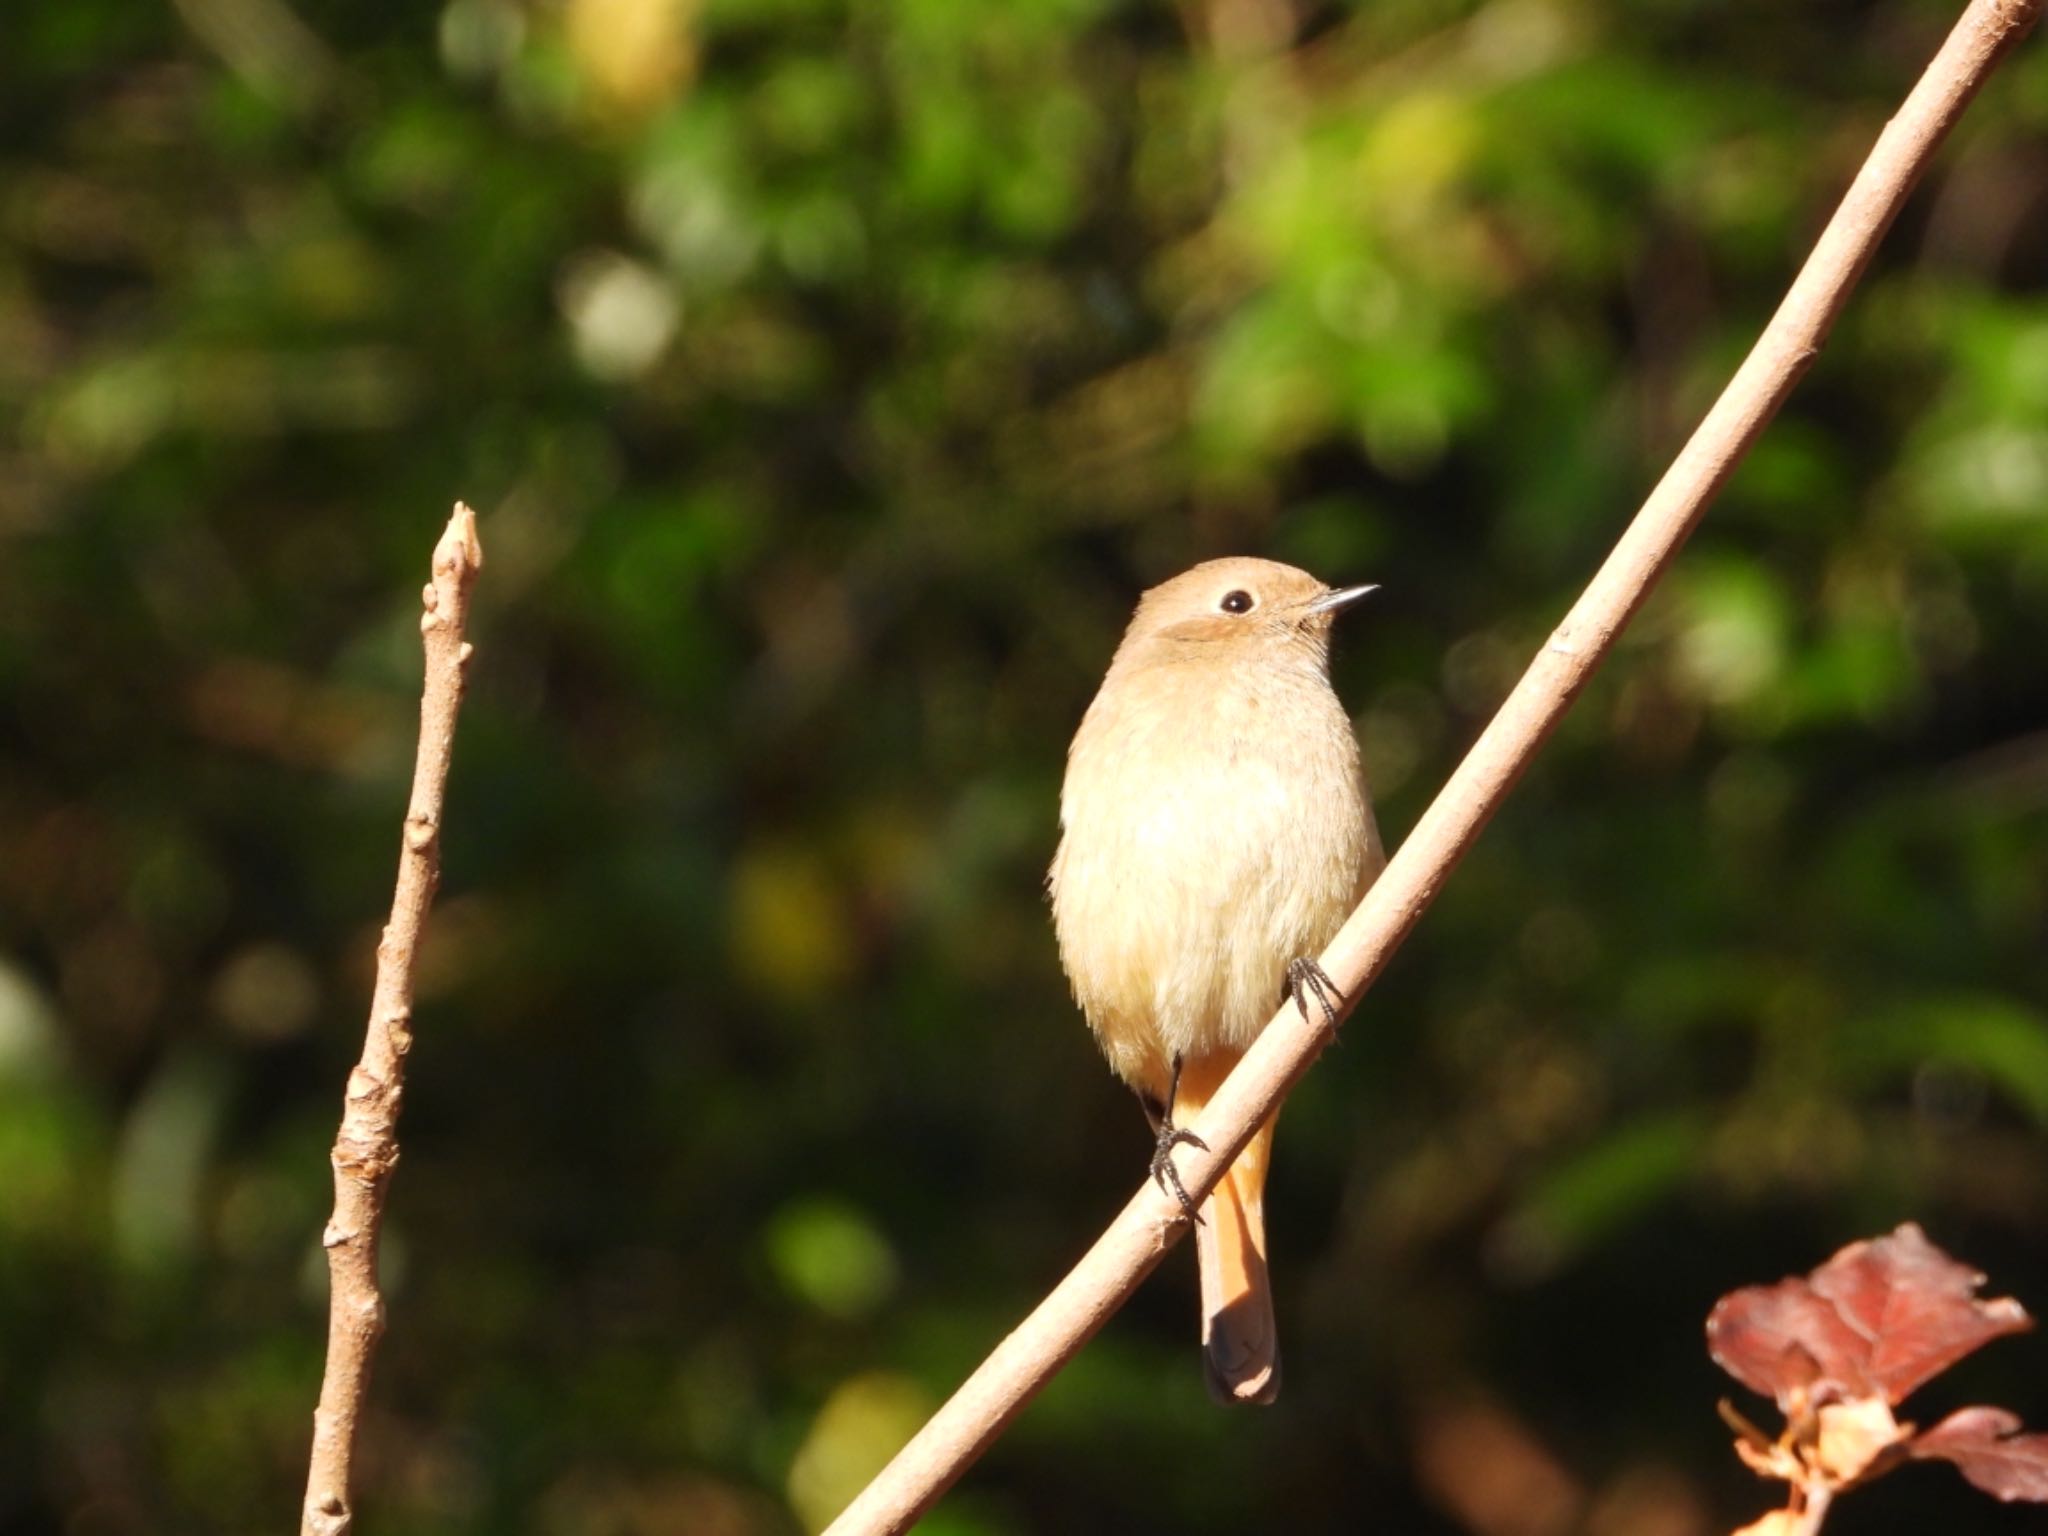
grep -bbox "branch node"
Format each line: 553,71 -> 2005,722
438,502 -> 485,574
305,1492 -> 350,1536
332,1136 -> 401,1184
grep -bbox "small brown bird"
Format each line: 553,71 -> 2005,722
1048,556 -> 1381,1404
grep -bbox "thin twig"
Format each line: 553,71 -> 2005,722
300,504 -> 483,1536
822,4 -> 2042,1533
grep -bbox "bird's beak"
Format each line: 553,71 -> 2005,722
1305,584 -> 1379,616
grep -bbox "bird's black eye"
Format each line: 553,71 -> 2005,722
1220,590 -> 1254,615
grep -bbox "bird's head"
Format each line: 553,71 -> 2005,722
1117,556 -> 1376,671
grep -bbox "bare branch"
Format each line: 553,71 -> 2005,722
301,504 -> 483,1536
822,5 -> 2043,1533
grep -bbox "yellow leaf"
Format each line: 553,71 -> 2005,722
565,0 -> 698,116
786,1372 -> 934,1534
730,841 -> 855,1006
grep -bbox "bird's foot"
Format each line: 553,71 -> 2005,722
1150,1121 -> 1208,1225
1286,956 -> 1345,1028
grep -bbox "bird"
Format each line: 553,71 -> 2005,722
1047,556 -> 1381,1405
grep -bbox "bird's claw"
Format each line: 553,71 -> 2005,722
1150,1124 -> 1208,1225
1286,956 -> 1344,1028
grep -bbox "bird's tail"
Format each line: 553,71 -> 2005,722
1175,1052 -> 1280,1405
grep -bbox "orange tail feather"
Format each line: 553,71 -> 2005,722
1175,1052 -> 1280,1405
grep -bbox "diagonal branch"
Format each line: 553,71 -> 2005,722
301,504 -> 484,1536
822,4 -> 2043,1533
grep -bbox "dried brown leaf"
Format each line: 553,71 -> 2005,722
1808,1225 -> 2032,1404
1707,1225 -> 2032,1411
1707,1281 -> 1873,1408
1910,1407 -> 2048,1504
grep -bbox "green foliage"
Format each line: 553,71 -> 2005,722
3,1 -> 2046,1533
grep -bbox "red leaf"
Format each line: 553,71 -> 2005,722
1809,1224 -> 2032,1404
1911,1407 -> 2048,1503
1707,1278 -> 1878,1407
1707,1225 -> 2033,1411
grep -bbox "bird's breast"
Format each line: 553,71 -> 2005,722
1049,661 -> 1373,1079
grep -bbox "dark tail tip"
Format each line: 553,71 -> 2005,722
1204,1343 -> 1281,1405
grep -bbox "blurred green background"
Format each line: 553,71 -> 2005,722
4,0 -> 2048,1532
